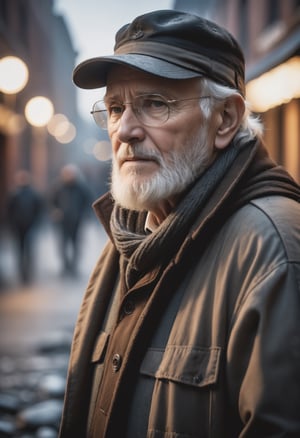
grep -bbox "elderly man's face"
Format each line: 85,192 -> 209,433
106,65 -> 219,213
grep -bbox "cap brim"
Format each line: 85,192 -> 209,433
73,54 -> 201,89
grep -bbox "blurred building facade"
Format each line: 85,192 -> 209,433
0,0 -> 80,224
174,0 -> 300,183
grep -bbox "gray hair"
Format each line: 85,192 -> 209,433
199,78 -> 264,142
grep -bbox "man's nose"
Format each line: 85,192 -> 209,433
116,105 -> 145,143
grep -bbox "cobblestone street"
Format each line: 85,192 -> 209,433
0,220 -> 106,437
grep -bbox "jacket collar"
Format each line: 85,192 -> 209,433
93,192 -> 115,241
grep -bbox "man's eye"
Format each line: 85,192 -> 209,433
109,105 -> 123,115
143,98 -> 167,109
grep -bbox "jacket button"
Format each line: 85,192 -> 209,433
112,353 -> 122,372
193,374 -> 202,384
123,300 -> 135,315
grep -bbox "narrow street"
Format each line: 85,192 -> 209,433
0,219 -> 106,354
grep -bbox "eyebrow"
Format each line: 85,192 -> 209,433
104,94 -> 119,103
104,90 -> 174,102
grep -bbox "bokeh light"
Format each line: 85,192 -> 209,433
25,96 -> 54,127
93,140 -> 112,161
0,56 -> 29,94
55,122 -> 76,143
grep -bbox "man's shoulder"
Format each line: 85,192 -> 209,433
231,196 -> 300,260
249,196 -> 300,229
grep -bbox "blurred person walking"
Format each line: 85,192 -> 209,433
49,164 -> 93,277
7,170 -> 44,284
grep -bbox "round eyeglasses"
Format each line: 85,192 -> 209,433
90,94 -> 212,130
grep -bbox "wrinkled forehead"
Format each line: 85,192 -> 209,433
106,64 -> 201,96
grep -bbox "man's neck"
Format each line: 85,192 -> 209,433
147,194 -> 181,227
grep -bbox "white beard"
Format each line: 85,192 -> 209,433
111,126 -> 214,212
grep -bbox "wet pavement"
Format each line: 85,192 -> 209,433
0,220 -> 106,437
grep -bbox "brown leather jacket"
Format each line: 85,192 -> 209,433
59,141 -> 300,437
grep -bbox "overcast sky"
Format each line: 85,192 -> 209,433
54,0 -> 173,120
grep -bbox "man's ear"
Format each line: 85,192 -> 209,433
214,94 -> 245,150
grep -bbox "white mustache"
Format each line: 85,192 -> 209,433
117,144 -> 162,164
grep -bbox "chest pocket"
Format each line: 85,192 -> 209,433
137,345 -> 222,437
141,345 -> 221,387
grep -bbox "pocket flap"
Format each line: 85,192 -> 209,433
141,345 -> 221,388
91,331 -> 109,363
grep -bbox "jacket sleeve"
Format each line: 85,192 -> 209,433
227,260 -> 300,437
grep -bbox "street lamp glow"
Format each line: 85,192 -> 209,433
0,56 -> 29,94
25,96 -> 54,127
246,56 -> 300,112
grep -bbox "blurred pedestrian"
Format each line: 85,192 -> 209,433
49,164 -> 93,277
7,170 -> 44,284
